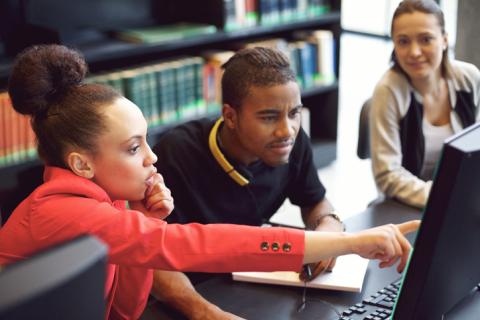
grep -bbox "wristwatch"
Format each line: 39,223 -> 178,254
311,211 -> 346,231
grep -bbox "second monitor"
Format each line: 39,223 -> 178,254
393,122 -> 480,319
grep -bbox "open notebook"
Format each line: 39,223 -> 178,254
232,254 -> 368,292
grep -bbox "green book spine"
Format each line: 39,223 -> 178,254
223,0 -> 238,31
192,57 -> 206,116
122,69 -> 147,121
165,66 -> 178,123
287,43 -> 301,87
149,64 -> 164,127
140,66 -> 159,127
139,71 -> 151,125
155,64 -> 167,125
158,63 -> 177,124
183,58 -> 197,119
173,62 -> 187,120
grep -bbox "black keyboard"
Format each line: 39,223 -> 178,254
337,278 -> 402,320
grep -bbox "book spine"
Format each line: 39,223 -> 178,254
17,107 -> 28,162
202,51 -> 234,113
155,64 -> 166,125
203,63 -> 217,114
224,0 -> 238,31
172,61 -> 187,120
313,30 -> 336,85
258,0 -> 272,26
269,0 -> 281,25
245,0 -> 258,27
300,41 -> 315,89
234,0 -> 246,29
142,66 -> 160,127
123,69 -> 151,124
139,71 -> 151,126
279,0 -> 292,22
191,57 -> 207,117
288,43 -> 302,87
296,0 -> 308,19
183,58 -> 198,119
160,63 -> 178,124
150,63 -> 165,127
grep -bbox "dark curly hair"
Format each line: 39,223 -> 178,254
8,44 -> 121,167
221,47 -> 297,109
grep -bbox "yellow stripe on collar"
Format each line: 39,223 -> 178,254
208,117 -> 249,186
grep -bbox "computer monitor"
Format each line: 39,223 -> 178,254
393,122 -> 480,319
0,235 -> 107,320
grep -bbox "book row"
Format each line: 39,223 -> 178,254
0,93 -> 37,167
90,30 -> 335,128
224,0 -> 331,30
114,0 -> 332,45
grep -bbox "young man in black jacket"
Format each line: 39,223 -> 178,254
151,47 -> 344,319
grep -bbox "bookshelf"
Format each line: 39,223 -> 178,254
0,0 -> 341,222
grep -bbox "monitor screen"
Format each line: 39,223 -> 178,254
0,235 -> 107,320
393,122 -> 480,319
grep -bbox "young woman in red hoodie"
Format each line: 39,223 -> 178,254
0,44 -> 419,319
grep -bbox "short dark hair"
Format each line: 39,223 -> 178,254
390,0 -> 452,78
221,47 -> 296,109
8,44 -> 121,168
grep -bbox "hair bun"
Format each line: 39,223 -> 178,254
8,44 -> 88,116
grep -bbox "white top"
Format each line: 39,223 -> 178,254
420,119 -> 454,181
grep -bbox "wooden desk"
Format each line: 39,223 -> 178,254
142,200 -> 421,320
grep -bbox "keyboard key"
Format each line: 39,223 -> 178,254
377,301 -> 394,308
342,309 -> 354,316
356,307 -> 366,314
